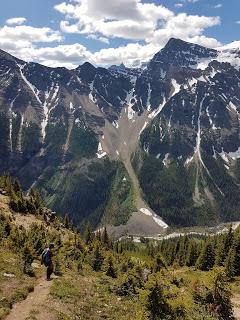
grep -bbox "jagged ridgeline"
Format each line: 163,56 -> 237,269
0,176 -> 237,319
1,38 -> 240,231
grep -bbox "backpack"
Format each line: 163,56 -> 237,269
41,249 -> 51,267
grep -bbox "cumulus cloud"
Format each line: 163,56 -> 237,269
0,25 -> 62,44
92,43 -> 159,67
6,17 -> 27,26
55,0 -> 174,40
55,0 -> 220,48
147,13 -> 220,47
0,24 -> 63,62
87,34 -> 109,44
0,0 -> 222,68
31,43 -> 92,69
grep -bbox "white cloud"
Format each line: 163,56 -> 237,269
0,25 -> 62,46
175,3 -> 184,8
55,0 -> 174,40
92,43 -> 159,67
0,43 -> 91,69
213,4 -> 222,9
147,13 -> 221,47
179,0 -> 200,3
6,17 -> 27,26
0,0 -> 222,69
31,43 -> 92,69
236,21 -> 240,24
55,0 -> 220,48
87,34 -> 109,44
0,24 -> 63,60
185,0 -> 200,3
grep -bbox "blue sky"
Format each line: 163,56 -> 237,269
0,0 -> 239,68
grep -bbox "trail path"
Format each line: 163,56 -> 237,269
5,277 -> 57,320
232,294 -> 240,320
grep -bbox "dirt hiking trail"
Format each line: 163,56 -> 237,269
233,293 -> 240,320
5,277 -> 57,320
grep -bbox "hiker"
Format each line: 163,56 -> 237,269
41,243 -> 54,281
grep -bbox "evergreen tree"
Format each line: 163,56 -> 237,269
225,247 -> 237,279
215,227 -> 234,267
64,213 -> 70,229
186,241 -> 199,267
106,256 -> 117,278
177,236 -> 189,266
232,235 -> 240,276
13,178 -> 22,194
215,237 -> 225,266
146,281 -> 172,320
211,272 -> 234,320
102,227 -> 109,248
155,255 -> 167,272
84,223 -> 94,245
92,245 -> 104,271
196,239 -> 215,271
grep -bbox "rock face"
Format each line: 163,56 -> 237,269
1,38 -> 240,231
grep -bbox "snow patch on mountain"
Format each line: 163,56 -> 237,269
146,83 -> 152,110
96,141 -> 107,159
17,114 -> 24,152
171,79 -> 181,95
17,64 -> 42,105
140,208 -> 168,229
89,80 -> 95,102
148,98 -> 166,119
227,148 -> 240,160
9,96 -> 18,152
41,84 -> 59,142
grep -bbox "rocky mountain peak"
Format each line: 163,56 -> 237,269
76,61 -> 97,83
149,38 -> 217,71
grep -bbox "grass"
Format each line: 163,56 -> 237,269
49,266 -> 147,320
0,248 -> 37,319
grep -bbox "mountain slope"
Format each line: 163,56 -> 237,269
0,38 -> 240,232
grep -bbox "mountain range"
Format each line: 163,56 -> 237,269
0,38 -> 240,235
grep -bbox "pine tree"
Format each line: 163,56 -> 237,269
232,235 -> 240,276
177,236 -> 189,266
225,247 -> 237,279
224,227 -> 234,253
211,272 -> 234,320
106,256 -> 117,278
63,213 -> 70,229
13,179 -> 22,193
102,227 -> 109,248
96,231 -> 101,242
215,227 -> 234,267
186,241 -> 199,267
146,281 -> 172,320
155,255 -> 167,272
196,239 -> 215,271
92,245 -> 104,271
84,223 -> 94,245
215,236 -> 225,266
